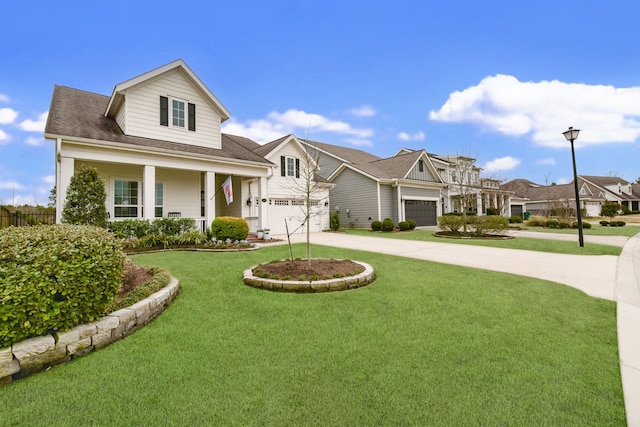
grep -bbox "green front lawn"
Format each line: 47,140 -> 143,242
343,228 -> 623,255
523,224 -> 640,237
1,246 -> 625,425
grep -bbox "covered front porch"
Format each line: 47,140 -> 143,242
56,153 -> 270,233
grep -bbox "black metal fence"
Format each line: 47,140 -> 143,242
0,209 -> 56,229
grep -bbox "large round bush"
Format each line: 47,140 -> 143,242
0,225 -> 125,347
211,216 -> 249,240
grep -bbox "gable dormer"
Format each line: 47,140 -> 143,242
104,60 -> 230,149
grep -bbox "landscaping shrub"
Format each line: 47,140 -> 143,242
61,164 -> 108,228
508,215 -> 523,224
211,216 -> 249,240
330,212 -> 340,231
150,217 -> 195,236
525,216 -> 547,227
545,219 -> 559,228
398,221 -> 411,231
485,207 -> 500,216
109,219 -> 152,239
601,201 -> 622,219
438,215 -> 466,233
381,218 -> 395,232
0,225 -> 125,347
600,221 -> 609,226
371,220 -> 382,231
558,221 -> 570,229
407,219 -> 417,230
572,222 -> 592,229
472,215 -> 509,236
122,230 -> 209,252
615,220 -> 626,227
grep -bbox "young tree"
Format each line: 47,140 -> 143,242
601,201 -> 621,220
62,164 -> 108,228
284,141 -> 328,265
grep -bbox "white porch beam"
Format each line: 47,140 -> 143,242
258,176 -> 268,230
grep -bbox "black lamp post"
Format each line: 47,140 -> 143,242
562,126 -> 584,247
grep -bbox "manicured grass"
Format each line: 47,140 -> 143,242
1,246 -> 625,425
523,224 -> 640,237
343,228 -> 623,255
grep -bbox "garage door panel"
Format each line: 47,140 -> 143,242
405,200 -> 437,226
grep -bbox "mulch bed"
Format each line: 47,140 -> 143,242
434,231 -> 513,240
254,259 -> 365,281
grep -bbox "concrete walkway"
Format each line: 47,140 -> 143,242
269,230 -> 640,426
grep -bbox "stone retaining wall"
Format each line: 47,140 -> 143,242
243,260 -> 375,292
0,277 -> 179,386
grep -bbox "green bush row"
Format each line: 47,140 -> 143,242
0,225 -> 125,347
438,214 -> 508,235
109,218 -> 196,239
370,218 -> 416,232
601,220 -> 626,227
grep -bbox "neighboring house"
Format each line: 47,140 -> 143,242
302,140 -> 448,227
580,176 -> 640,212
503,175 -> 640,218
44,60 -> 329,234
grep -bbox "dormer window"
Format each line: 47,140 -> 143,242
160,96 -> 196,131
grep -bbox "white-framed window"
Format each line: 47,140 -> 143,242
114,180 -> 140,218
160,96 -> 196,131
280,156 -> 300,178
172,99 -> 185,128
112,180 -> 163,218
286,157 -> 295,177
155,182 -> 164,217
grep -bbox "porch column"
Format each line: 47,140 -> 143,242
504,194 -> 511,217
57,156 -> 74,223
143,165 -> 155,221
204,171 -> 216,229
258,176 -> 267,230
476,193 -> 482,215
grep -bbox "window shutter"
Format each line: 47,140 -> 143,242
188,103 -> 196,131
295,158 -> 300,178
280,156 -> 286,177
160,96 -> 169,126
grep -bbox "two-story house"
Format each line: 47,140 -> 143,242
44,60 -> 330,235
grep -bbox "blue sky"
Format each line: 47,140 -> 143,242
2,0 -> 639,205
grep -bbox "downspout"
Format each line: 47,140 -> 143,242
376,181 -> 381,221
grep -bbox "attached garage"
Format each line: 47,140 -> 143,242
404,199 -> 437,226
511,204 -> 524,218
268,199 -> 325,235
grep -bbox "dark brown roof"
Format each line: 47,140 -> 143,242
45,85 -> 271,165
253,134 -> 292,157
302,139 -> 382,165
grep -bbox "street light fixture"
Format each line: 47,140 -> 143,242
562,126 -> 584,247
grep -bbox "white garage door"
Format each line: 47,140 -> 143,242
269,200 -> 323,235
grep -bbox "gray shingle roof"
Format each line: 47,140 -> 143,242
45,85 -> 271,166
302,139 -> 382,165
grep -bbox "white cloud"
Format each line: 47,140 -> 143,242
0,129 -> 9,143
19,111 -> 48,132
222,108 -> 374,145
430,74 -> 640,148
349,105 -> 376,117
557,177 -> 570,185
0,180 -> 24,190
397,131 -> 425,142
25,136 -> 45,146
0,94 -> 9,103
0,107 -> 18,124
42,175 -> 56,184
536,157 -> 556,166
483,156 -> 521,172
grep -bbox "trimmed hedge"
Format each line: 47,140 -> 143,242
407,219 -> 417,230
381,218 -> 395,232
211,216 -> 249,240
0,225 -> 125,347
438,215 -> 467,233
398,221 -> 411,231
572,222 -> 592,229
508,215 -> 523,224
109,218 -> 195,239
371,220 -> 382,231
